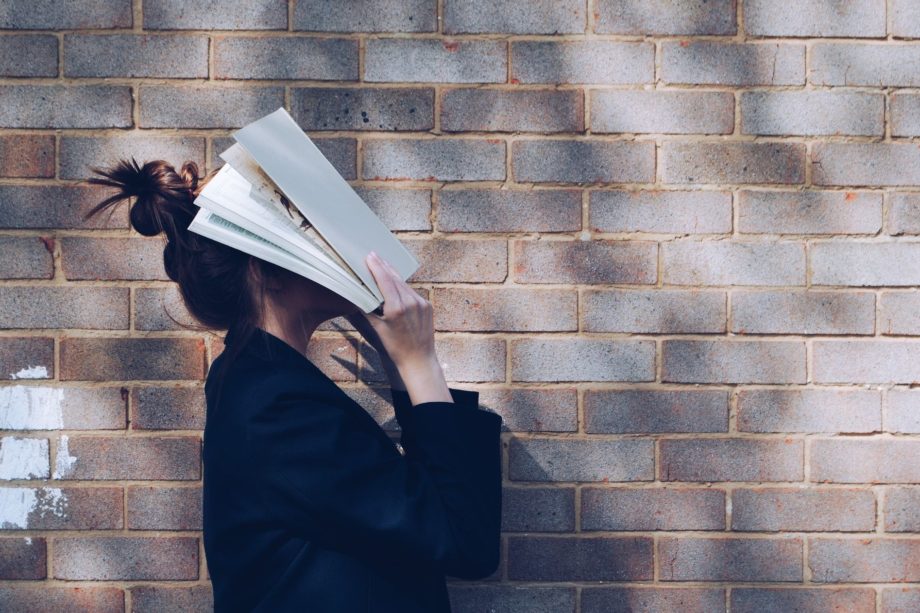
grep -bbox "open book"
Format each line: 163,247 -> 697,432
187,107 -> 420,314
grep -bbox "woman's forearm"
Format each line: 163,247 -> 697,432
395,354 -> 453,405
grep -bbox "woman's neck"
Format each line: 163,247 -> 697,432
259,308 -> 323,357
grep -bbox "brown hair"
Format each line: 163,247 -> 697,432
83,158 -> 286,411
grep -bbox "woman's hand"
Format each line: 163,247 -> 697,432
350,251 -> 452,405
345,307 -> 407,391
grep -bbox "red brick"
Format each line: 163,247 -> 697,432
809,538 -> 920,582
127,486 -> 201,530
61,338 -> 205,381
659,537 -> 803,581
0,486 -> 122,529
881,587 -> 920,612
478,387 -> 577,432
0,337 -> 54,381
511,338 -> 655,382
583,289 -> 727,333
501,486 -> 575,532
61,238 -> 169,281
512,239 -> 657,284
53,536 -> 198,580
883,487 -> 920,532
0,135 -> 53,177
129,585 -> 213,612
404,238 -> 507,282
508,536 -> 653,581
509,437 -> 654,482
662,340 -> 806,384
51,435 -> 200,480
811,439 -> 920,483
438,188 -> 582,233
582,588 -> 725,613
661,439 -> 804,482
731,488 -> 876,532
737,388 -> 881,433
0,587 -> 124,612
582,487 -> 726,531
433,287 -> 577,331
732,588 -> 875,613
0,237 -> 54,280
584,389 -> 728,433
0,537 -> 46,579
130,386 -> 205,430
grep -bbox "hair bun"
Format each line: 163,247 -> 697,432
85,158 -> 199,238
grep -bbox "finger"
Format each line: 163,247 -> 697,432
366,252 -> 404,315
373,253 -> 414,304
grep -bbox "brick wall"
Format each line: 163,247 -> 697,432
1,0 -> 919,611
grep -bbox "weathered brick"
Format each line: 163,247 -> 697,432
583,289 -> 726,334
879,292 -> 920,336
511,41 -> 654,84
434,336 -> 505,383
214,37 -> 357,80
363,138 -> 505,181
61,237 -> 168,281
60,134 -> 205,181
584,389 -> 729,433
809,538 -> 920,582
662,142 -> 806,185
582,588 -> 725,613
881,588 -> 920,613
738,190 -> 882,235
815,341 -> 920,383
64,34 -> 207,78
659,537 -> 803,581
130,585 -> 213,612
514,139 -> 655,184
53,536 -> 198,580
445,0 -> 584,34
741,90 -> 883,136
438,188 -> 581,232
0,135 -> 53,178
298,336 -> 356,382
433,288 -> 576,332
135,287 -> 197,332
0,587 -> 124,612
139,85 -> 284,129
732,588 -> 875,613
0,0 -> 131,28
812,439 -> 920,483
477,388 -> 578,432
52,435 -> 200,480
294,0 -> 435,32
888,193 -> 920,235
61,338 -> 205,382
664,338 -> 806,382
891,92 -> 920,137
663,241 -> 806,286
732,488 -> 876,532
144,0 -> 285,29
0,287 -> 128,330
0,337 -> 54,381
892,0 -> 920,37
0,185 -> 128,229
509,437 -> 654,482
0,238 -> 54,280
591,90 -> 734,134
449,586 -> 575,613
887,390 -> 920,433
0,486 -> 122,529
813,143 -> 920,186
442,88 -> 583,133
0,436 -> 48,479
811,43 -> 920,87
127,486 -> 201,530
0,385 -> 126,430
0,537 -> 46,579
402,238 -> 506,282
813,243 -> 920,286
661,41 -> 805,85
365,39 -> 506,83
0,34 -> 57,77
884,487 -> 920,532
596,0 -> 735,34
512,240 -> 657,284
661,439 -> 804,482
582,487 -> 726,531
507,536 -> 653,581
732,290 -> 875,335
354,187 -> 431,231
738,388 -> 881,433
131,386 -> 205,430
501,486 -> 575,532
0,85 -> 132,129
292,87 -> 432,131
511,338 -> 656,382
590,190 -> 732,234
745,0 -> 885,37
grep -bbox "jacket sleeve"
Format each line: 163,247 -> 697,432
246,385 -> 503,579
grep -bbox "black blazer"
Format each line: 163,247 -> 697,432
202,326 -> 503,612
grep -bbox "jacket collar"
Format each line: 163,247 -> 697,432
223,325 -> 309,366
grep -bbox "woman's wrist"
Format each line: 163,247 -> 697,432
396,354 -> 453,405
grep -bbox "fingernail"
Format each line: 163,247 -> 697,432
369,251 -> 378,260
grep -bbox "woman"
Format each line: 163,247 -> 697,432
84,158 -> 503,612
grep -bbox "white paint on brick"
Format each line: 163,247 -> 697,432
0,486 -> 68,529
0,437 -> 49,479
52,434 -> 77,479
0,386 -> 65,429
10,365 -> 49,380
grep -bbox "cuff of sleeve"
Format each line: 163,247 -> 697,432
391,387 -> 480,430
